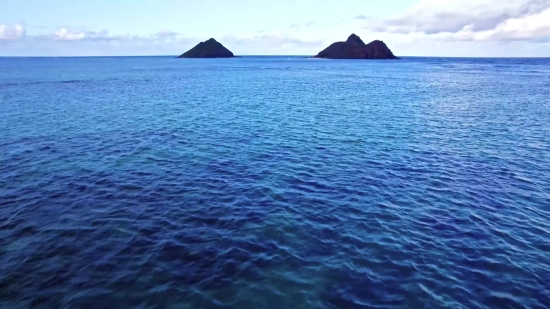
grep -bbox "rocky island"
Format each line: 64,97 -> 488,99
314,34 -> 399,59
178,38 -> 235,58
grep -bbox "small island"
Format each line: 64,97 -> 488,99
314,34 -> 399,59
178,38 -> 235,58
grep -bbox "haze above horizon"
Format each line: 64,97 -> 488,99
1,0 -> 549,57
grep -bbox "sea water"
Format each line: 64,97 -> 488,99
1,56 -> 549,308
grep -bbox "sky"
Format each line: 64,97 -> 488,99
1,0 -> 549,57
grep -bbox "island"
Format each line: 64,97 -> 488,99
178,38 -> 235,58
314,34 -> 399,59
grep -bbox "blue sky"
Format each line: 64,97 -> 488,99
1,0 -> 549,56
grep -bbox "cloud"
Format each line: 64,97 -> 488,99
0,24 -> 26,41
368,0 -> 550,42
444,8 -> 550,42
354,15 -> 367,20
36,28 -> 186,43
290,21 -> 315,30
223,33 -> 324,48
153,30 -> 180,38
1,25 -> 325,55
44,28 -> 109,41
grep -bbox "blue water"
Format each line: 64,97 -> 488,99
1,56 -> 549,309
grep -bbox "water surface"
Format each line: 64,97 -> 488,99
1,56 -> 549,308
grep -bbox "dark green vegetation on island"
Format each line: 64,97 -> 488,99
315,34 -> 399,59
178,38 -> 235,58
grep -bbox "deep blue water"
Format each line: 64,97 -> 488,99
1,56 -> 550,309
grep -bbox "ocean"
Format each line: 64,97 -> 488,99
1,56 -> 549,308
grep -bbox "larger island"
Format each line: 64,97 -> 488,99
314,34 -> 399,59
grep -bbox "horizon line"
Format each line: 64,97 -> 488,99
1,55 -> 549,59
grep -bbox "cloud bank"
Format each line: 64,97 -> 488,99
369,0 -> 550,42
223,33 -> 323,48
0,25 -> 324,56
7,26 -> 321,48
36,28 -> 185,43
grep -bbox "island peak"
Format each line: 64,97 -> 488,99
315,34 -> 398,59
178,38 -> 235,58
346,34 -> 365,46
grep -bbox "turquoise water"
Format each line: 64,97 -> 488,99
1,56 -> 549,308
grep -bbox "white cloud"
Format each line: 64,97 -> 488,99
368,0 -> 550,43
38,28 -> 186,43
449,6 -> 550,42
53,28 -> 96,41
0,24 -> 26,41
223,32 -> 324,48
154,30 -> 180,38
290,21 -> 315,30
